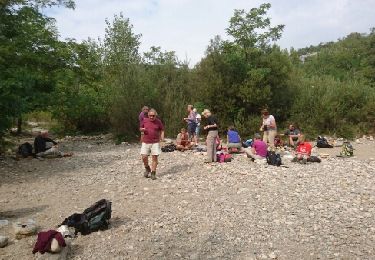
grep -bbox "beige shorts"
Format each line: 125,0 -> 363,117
140,142 -> 161,156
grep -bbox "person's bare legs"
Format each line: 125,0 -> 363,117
142,155 -> 151,177
151,155 -> 158,180
176,145 -> 184,151
289,136 -> 295,147
193,134 -> 197,145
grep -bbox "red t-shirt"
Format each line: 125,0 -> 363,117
141,118 -> 164,144
296,142 -> 312,155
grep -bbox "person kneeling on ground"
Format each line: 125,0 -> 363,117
293,135 -> 312,163
244,133 -> 267,161
176,128 -> 192,151
34,130 -> 72,158
226,126 -> 242,153
284,124 -> 301,147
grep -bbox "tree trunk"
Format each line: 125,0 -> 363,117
17,117 -> 22,134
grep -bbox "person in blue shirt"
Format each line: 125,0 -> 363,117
227,126 -> 242,151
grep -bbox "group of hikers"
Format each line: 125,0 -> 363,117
20,105 -> 311,180
138,105 -> 313,180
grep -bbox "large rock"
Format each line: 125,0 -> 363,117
14,220 -> 37,239
0,235 -> 9,248
0,219 -> 9,227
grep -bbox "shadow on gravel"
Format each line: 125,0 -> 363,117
0,205 -> 48,219
110,216 -> 132,230
69,243 -> 84,258
0,147 -> 126,185
158,163 -> 191,178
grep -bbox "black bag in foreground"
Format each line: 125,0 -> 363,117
61,199 -> 112,235
266,151 -> 282,166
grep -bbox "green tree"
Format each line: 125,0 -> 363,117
52,39 -> 109,133
0,5 -> 62,134
193,3 -> 290,136
0,0 -> 75,140
102,13 -> 145,137
226,3 -> 284,59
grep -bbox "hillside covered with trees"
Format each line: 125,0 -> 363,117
1,1 -> 374,149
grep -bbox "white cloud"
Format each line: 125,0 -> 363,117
44,0 -> 375,65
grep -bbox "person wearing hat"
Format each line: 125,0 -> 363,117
244,133 -> 268,160
260,109 -> 277,148
202,109 -> 218,163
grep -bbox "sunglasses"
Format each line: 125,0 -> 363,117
149,114 -> 155,118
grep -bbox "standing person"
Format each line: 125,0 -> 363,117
140,108 -> 164,180
260,109 -> 277,149
139,106 -> 149,124
202,109 -> 218,163
244,133 -> 268,161
184,105 -> 197,144
139,106 -> 149,143
193,108 -> 201,144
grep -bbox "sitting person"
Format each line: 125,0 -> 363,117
274,134 -> 284,147
293,135 -> 312,163
226,126 -> 241,153
176,128 -> 192,151
244,133 -> 267,160
284,124 -> 301,147
34,130 -> 72,158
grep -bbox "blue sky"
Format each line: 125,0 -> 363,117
45,0 -> 375,66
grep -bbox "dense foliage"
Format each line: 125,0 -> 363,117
1,1 -> 374,147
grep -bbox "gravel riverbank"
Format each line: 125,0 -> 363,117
1,137 -> 374,259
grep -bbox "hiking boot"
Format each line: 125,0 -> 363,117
144,166 -> 151,178
151,171 -> 156,180
302,158 -> 307,164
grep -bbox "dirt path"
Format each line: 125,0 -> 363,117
0,138 -> 374,259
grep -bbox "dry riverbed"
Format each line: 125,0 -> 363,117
0,136 -> 375,259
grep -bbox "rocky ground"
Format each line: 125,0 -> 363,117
0,136 -> 375,259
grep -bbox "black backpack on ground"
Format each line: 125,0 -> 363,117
307,156 -> 321,163
61,199 -> 112,235
161,144 -> 176,152
18,142 -> 33,157
266,151 -> 282,166
316,136 -> 333,148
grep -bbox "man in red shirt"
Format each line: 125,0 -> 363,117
140,108 -> 165,180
